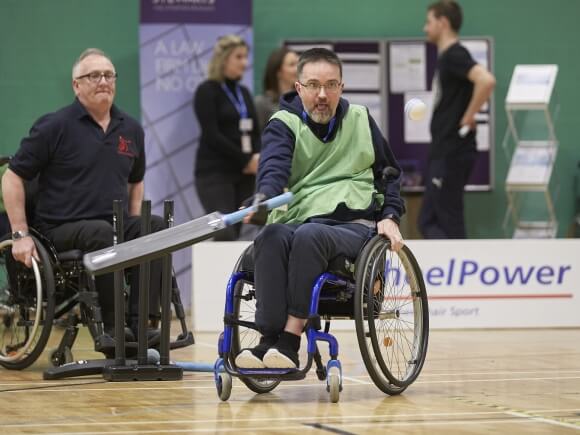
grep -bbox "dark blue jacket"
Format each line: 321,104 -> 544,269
257,91 -> 405,223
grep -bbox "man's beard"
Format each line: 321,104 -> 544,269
307,108 -> 333,124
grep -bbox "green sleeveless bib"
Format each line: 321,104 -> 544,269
268,104 -> 382,224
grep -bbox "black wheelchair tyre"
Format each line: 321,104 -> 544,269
230,245 -> 280,394
354,236 -> 429,394
0,234 -> 56,370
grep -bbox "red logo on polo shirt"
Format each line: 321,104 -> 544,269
118,136 -> 135,157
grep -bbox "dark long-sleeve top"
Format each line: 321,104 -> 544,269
193,78 -> 261,181
257,92 -> 405,223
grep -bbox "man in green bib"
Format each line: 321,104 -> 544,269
236,48 -> 405,369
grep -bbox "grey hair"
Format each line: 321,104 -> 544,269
72,48 -> 113,79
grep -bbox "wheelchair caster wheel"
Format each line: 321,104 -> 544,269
327,365 -> 341,403
49,347 -> 73,367
216,372 -> 232,401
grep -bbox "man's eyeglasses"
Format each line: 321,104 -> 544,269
299,81 -> 342,94
76,71 -> 118,83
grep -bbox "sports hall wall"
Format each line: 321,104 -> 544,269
1,0 -> 579,238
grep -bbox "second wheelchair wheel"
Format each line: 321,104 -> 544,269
230,245 -> 280,394
0,235 -> 56,370
354,236 -> 429,394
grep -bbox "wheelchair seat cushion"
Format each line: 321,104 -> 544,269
57,249 -> 84,262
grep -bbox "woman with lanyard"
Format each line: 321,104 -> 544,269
194,35 -> 260,241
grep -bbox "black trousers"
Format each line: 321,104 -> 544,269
38,216 -> 165,327
195,173 -> 255,241
253,221 -> 373,336
418,151 -> 477,239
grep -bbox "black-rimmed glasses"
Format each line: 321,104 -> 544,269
76,71 -> 118,83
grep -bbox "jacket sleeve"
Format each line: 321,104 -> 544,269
256,119 -> 295,198
368,112 -> 406,222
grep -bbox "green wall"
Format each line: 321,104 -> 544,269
0,0 -> 140,153
1,0 -> 579,238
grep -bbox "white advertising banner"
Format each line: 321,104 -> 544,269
192,239 -> 580,332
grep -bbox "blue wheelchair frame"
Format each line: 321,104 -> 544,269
212,232 -> 430,402
216,270 -> 350,381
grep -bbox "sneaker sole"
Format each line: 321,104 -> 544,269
263,349 -> 297,369
235,350 -> 266,369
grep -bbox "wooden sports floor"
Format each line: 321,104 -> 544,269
1,327 -> 579,434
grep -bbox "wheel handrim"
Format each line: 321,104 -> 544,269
363,243 -> 427,387
0,241 -> 44,363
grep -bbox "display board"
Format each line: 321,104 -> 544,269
285,38 -> 494,192
506,64 -> 558,108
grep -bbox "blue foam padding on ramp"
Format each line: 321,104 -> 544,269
174,361 -> 216,372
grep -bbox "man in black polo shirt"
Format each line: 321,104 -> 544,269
419,1 -> 495,238
2,48 -> 162,340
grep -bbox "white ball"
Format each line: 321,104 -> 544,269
147,348 -> 160,364
404,98 -> 427,121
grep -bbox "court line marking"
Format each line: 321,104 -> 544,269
4,374 -> 580,393
345,369 -> 580,378
504,410 -> 580,430
3,368 -> 579,389
303,422 -> 356,435
341,375 -> 371,384
452,396 -> 580,430
10,416 -> 573,434
4,409 -> 580,429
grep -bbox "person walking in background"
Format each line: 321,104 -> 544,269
193,35 -> 260,241
254,47 -> 299,133
418,0 -> 495,239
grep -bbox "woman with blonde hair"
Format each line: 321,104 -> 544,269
193,35 -> 260,241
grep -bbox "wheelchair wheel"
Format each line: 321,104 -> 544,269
0,235 -> 56,370
48,346 -> 73,367
230,245 -> 280,394
216,372 -> 233,402
354,236 -> 429,394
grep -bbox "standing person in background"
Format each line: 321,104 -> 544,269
418,0 -> 495,239
254,47 -> 299,133
193,35 -> 260,241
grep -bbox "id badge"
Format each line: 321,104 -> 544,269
241,134 -> 252,154
239,118 -> 253,133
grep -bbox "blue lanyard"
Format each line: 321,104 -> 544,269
302,110 -> 336,142
221,83 -> 248,119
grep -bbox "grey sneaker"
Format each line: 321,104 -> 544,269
262,332 -> 300,369
262,348 -> 299,369
235,335 -> 278,369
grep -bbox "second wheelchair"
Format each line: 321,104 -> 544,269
0,227 -> 193,372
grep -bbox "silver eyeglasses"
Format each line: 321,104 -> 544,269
299,81 -> 342,94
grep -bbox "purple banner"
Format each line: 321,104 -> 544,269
139,0 -> 253,307
141,0 -> 252,24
